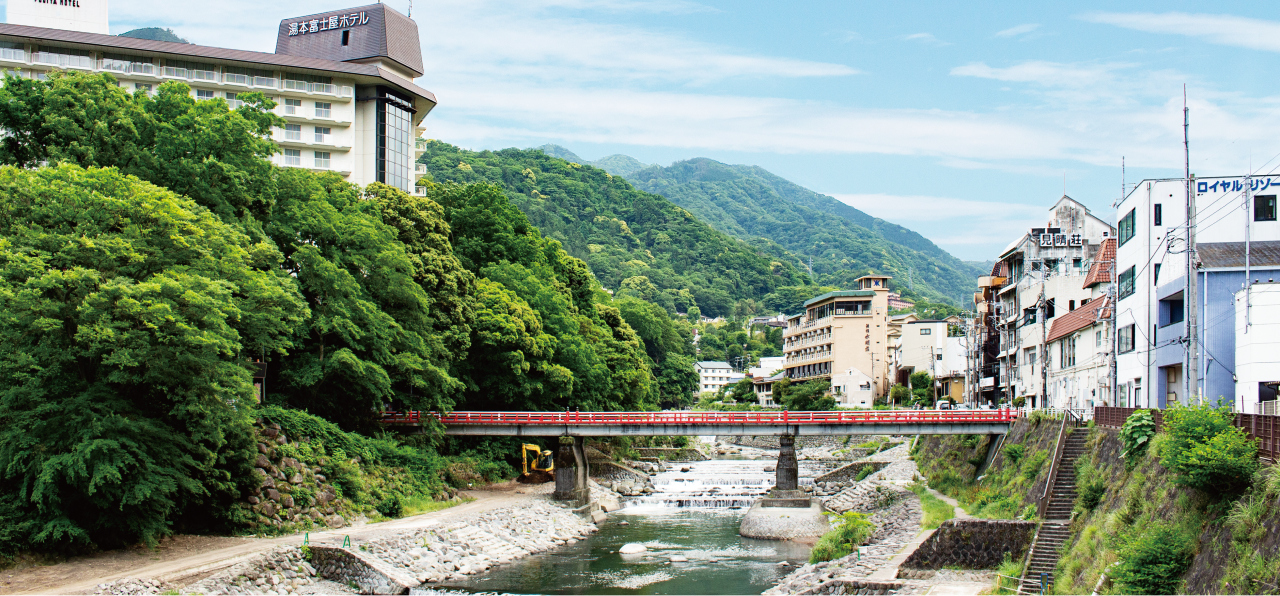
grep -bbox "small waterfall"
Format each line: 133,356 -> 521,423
621,454 -> 825,511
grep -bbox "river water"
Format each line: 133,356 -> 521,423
438,449 -> 833,595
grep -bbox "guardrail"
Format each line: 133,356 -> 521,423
1094,406 -> 1277,461
379,409 -> 1022,426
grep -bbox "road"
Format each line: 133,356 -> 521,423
4,488 -> 528,595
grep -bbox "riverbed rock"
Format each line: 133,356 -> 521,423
619,543 -> 648,554
669,555 -> 689,562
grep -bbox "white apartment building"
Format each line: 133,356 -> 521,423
749,356 -> 786,379
1115,176 -> 1280,409
1044,239 -> 1114,411
1235,283 -> 1280,415
987,197 -> 1115,408
696,361 -> 744,395
896,319 -> 968,403
1,2 -> 433,194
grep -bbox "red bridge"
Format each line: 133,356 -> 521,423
379,409 -> 1021,436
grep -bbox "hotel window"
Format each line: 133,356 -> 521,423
225,92 -> 243,110
1118,208 -> 1136,246
0,41 -> 25,62
134,83 -> 152,94
284,98 -> 301,115
315,102 -> 332,118
196,89 -> 214,101
284,124 -> 302,141
314,151 -> 331,169
1118,324 -> 1135,354
283,149 -> 301,166
1256,195 -> 1277,222
314,126 -> 331,143
375,87 -> 414,192
1118,266 -> 1135,299
32,46 -> 92,69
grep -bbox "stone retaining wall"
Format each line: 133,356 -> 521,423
900,519 -> 1035,570
789,579 -> 904,595
815,461 -> 890,483
311,545 -> 418,594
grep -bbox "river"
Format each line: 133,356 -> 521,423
436,447 -> 834,595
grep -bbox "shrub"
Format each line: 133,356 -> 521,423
1111,521 -> 1195,595
1119,409 -> 1157,467
1161,404 -> 1259,494
960,434 -> 982,449
1074,457 -> 1106,512
809,511 -> 874,563
375,496 -> 403,519
855,465 -> 875,482
1003,444 -> 1026,465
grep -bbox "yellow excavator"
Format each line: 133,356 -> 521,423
521,443 -> 554,476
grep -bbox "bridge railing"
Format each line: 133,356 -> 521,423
379,409 -> 1022,426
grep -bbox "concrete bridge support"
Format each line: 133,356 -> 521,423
775,435 -> 799,491
552,437 -> 590,505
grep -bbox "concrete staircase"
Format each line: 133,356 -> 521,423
1020,429 -> 1087,594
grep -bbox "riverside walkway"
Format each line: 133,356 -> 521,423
379,409 -> 1019,437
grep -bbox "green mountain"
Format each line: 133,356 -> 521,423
423,142 -> 812,317
618,157 -> 980,305
532,144 -> 657,177
119,27 -> 190,43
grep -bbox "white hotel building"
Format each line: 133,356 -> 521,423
1,1 -> 434,193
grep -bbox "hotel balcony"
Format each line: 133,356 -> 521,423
415,137 -> 428,155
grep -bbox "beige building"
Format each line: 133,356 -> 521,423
783,276 -> 893,400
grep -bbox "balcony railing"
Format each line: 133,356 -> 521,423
33,52 -> 92,69
415,138 -> 428,151
223,73 -> 248,85
0,48 -> 25,62
414,163 -> 427,175
253,76 -> 277,89
162,66 -> 188,79
191,70 -> 216,82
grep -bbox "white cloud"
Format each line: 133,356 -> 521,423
995,23 -> 1040,38
828,194 -> 1048,256
1081,11 -> 1280,53
951,60 -> 1127,87
902,33 -> 950,46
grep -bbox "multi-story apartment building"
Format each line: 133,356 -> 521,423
976,197 -> 1114,408
1114,176 -> 1280,409
696,361 -> 743,395
1,2 -> 433,194
1235,282 -> 1280,415
1043,239 -> 1115,411
897,319 -> 969,404
782,276 -> 893,399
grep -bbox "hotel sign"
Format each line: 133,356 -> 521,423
287,11 -> 369,36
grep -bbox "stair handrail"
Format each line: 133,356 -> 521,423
1038,410 -> 1075,519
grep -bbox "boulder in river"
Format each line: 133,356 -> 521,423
669,555 -> 689,562
619,543 -> 647,554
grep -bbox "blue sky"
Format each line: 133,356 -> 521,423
13,0 -> 1280,259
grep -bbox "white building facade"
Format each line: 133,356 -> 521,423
696,361 -> 743,395
1114,176 -> 1280,409
1235,283 -> 1280,415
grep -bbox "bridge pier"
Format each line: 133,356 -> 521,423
553,437 -> 590,506
775,434 -> 799,491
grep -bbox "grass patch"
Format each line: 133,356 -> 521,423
910,483 -> 956,529
401,494 -> 473,517
810,511 -> 875,563
992,552 -> 1023,595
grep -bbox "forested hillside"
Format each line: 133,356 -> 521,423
421,143 -> 812,317
621,157 -> 980,305
0,71 -> 697,556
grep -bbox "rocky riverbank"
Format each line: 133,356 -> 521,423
92,487 -> 604,596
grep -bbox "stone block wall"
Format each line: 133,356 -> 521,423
720,435 -> 872,449
900,519 -> 1035,570
310,545 -> 417,595
815,461 -> 890,483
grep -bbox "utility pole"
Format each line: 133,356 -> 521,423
1183,89 -> 1199,404
1039,287 -> 1048,410
1245,173 -> 1252,333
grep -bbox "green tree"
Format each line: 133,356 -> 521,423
0,71 -> 282,220
727,377 -> 757,403
781,379 -> 835,411
0,165 -> 307,552
909,371 -> 936,406
1160,404 -> 1258,494
263,170 -> 465,426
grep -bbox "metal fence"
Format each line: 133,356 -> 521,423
1094,406 -> 1277,461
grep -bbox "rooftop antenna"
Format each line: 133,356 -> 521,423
408,0 -> 412,17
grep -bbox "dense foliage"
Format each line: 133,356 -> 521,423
1160,404 -> 1258,494
0,72 -> 698,555
621,156 -> 980,305
421,142 -> 812,317
1111,521 -> 1196,594
1119,409 -> 1157,467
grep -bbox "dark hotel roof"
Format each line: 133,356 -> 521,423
1199,241 -> 1280,269
0,21 -> 436,104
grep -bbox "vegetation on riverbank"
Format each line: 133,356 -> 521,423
809,511 -> 874,563
907,484 -> 956,530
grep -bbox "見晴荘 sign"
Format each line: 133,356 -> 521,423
288,11 -> 368,36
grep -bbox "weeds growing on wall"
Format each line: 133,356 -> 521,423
1119,409 -> 1156,468
1111,520 -> 1196,594
992,552 -> 1024,595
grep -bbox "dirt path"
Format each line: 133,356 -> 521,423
2,488 -> 529,596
